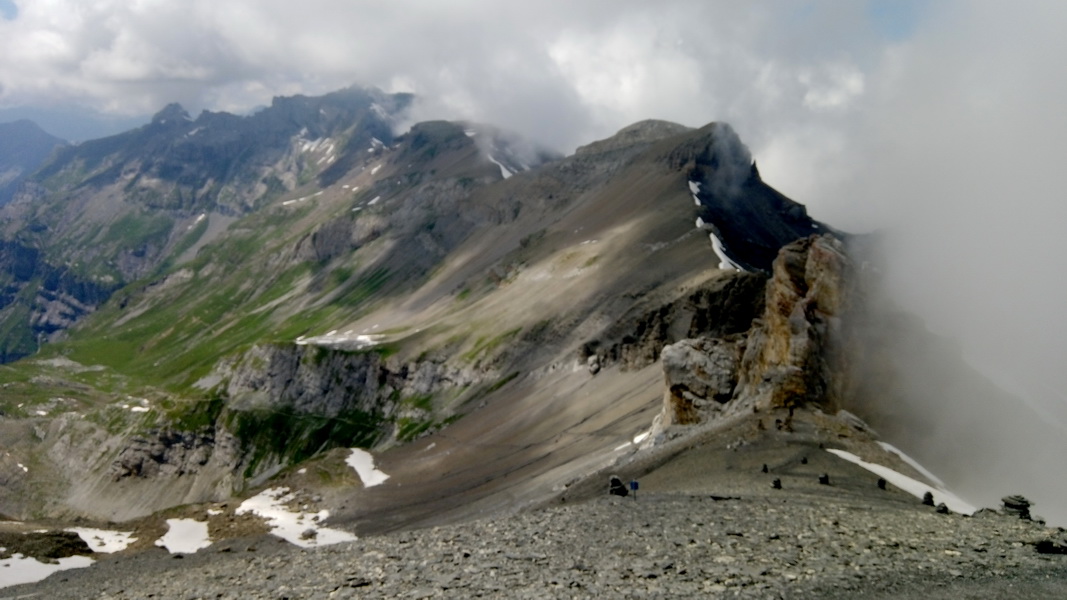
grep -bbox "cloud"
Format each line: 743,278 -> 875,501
0,1 -> 887,151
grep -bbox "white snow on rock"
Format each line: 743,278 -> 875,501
68,528 -> 137,553
368,196 -> 381,206
347,448 -> 390,487
154,518 -> 211,554
689,180 -> 702,206
371,164 -> 382,175
237,487 -> 357,548
0,555 -> 94,589
826,449 -> 977,515
16,463 -> 26,473
876,441 -> 948,488
709,231 -> 744,271
613,430 -> 652,452
296,331 -> 382,350
488,155 -> 513,179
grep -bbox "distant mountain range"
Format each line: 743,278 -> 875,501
0,119 -> 65,206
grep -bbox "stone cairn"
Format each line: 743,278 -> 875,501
1001,495 -> 1032,520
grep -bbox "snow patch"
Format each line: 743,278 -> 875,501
0,555 -> 94,589
709,231 -> 744,271
826,449 -> 977,514
295,331 -> 382,349
15,463 -> 26,472
68,528 -> 137,553
689,181 -> 702,206
368,196 -> 381,206
346,449 -> 390,487
876,442 -> 948,488
464,129 -> 477,137
370,164 -> 382,175
154,519 -> 211,554
237,487 -> 356,548
488,155 -> 513,179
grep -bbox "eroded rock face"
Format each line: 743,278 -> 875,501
586,271 -> 765,372
110,429 -> 238,480
734,234 -> 851,412
659,234 -> 853,427
222,344 -> 481,419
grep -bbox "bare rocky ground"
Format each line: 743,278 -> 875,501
5,409 -> 1067,599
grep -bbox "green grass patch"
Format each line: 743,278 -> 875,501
223,406 -> 384,478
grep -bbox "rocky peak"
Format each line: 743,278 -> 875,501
150,103 -> 192,126
574,119 -> 691,156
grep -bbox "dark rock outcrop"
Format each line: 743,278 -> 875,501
111,429 -> 236,480
0,530 -> 91,560
587,271 -> 765,372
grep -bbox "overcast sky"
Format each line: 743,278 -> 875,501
2,1 -> 1066,505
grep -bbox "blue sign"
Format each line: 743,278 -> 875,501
630,480 -> 639,491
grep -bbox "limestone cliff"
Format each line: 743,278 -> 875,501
660,234 -> 853,426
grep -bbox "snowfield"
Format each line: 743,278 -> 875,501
68,528 -> 137,553
237,487 -> 357,548
0,555 -> 94,589
826,449 -> 977,514
488,155 -> 513,179
346,448 -> 390,487
154,519 -> 212,554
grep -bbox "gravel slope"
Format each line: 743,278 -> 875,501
6,493 -> 1066,599
6,409 -> 1067,598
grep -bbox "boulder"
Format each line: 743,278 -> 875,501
660,337 -> 742,425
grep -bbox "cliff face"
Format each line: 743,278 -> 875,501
734,234 -> 852,411
660,234 -> 853,426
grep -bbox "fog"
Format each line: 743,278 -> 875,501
1,1 -> 1066,520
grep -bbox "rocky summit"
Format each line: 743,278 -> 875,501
0,85 -> 1064,596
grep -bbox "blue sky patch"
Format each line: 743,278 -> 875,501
0,0 -> 17,21
867,0 -> 924,41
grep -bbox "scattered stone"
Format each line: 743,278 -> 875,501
587,355 -> 601,375
801,457 -> 808,465
922,492 -> 935,506
761,464 -> 768,474
608,475 -> 629,497
771,478 -> 782,490
936,503 -> 950,514
1035,539 -> 1067,555
818,474 -> 830,485
877,478 -> 886,490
